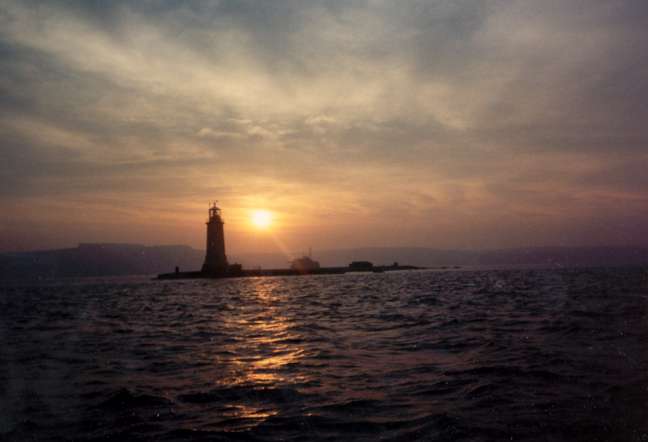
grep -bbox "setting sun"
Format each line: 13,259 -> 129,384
250,210 -> 273,230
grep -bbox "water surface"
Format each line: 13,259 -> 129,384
1,268 -> 648,441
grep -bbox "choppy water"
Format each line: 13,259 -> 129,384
2,268 -> 648,441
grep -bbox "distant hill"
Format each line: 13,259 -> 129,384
234,246 -> 648,269
1,244 -> 647,280
0,243 -> 203,279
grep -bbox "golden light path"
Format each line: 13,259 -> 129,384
214,278 -> 309,430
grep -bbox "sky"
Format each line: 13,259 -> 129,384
1,0 -> 647,254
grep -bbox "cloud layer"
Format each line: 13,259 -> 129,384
1,0 -> 647,252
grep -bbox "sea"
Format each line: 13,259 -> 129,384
1,267 -> 648,441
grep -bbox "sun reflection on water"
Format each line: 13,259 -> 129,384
252,348 -> 305,369
214,278 -> 311,425
220,403 -> 279,429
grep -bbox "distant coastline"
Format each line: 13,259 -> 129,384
1,244 -> 647,280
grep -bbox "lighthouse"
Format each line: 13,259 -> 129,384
201,202 -> 229,275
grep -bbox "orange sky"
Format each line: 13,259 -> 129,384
1,0 -> 647,253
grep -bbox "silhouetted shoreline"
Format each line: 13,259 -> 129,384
157,264 -> 423,280
2,244 -> 648,280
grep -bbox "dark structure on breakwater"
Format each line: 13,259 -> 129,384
201,202 -> 228,275
158,204 -> 421,280
290,254 -> 320,272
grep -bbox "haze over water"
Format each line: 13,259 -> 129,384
2,268 -> 648,441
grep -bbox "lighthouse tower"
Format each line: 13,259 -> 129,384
201,202 -> 229,275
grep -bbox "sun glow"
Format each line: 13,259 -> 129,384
250,210 -> 273,230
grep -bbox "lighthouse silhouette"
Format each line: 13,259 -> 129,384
201,202 -> 229,275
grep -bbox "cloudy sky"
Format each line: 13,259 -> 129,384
1,0 -> 647,253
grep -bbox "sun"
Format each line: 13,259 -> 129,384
250,209 -> 273,230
